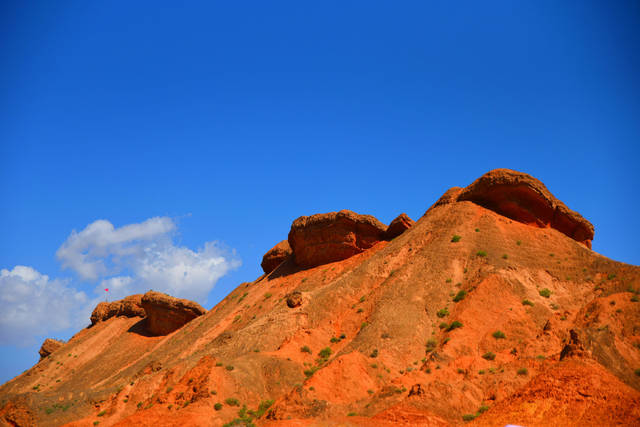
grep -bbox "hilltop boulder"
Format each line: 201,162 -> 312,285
457,169 -> 594,248
261,240 -> 292,274
384,213 -> 415,240
141,291 -> 207,336
38,338 -> 64,360
288,210 -> 386,269
90,294 -> 146,325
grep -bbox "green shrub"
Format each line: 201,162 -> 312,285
446,278 -> 452,283
225,398 -> 240,406
482,352 -> 496,361
226,365 -> 234,371
634,369 -> 640,376
425,339 -> 437,352
462,413 -> 477,422
632,295 -> 639,302
300,345 -> 311,353
264,293 -> 272,299
439,322 -> 448,329
446,320 -> 463,331
436,308 -> 449,318
303,366 -> 319,377
93,422 -> 99,426
492,331 -> 506,339
347,412 -> 356,416
453,290 -> 467,302
476,250 -> 487,257
522,299 -> 534,306
517,368 -> 528,375
451,235 -> 462,243
370,349 -> 378,358
318,347 -> 332,359
502,254 -> 508,259
539,288 -> 551,298
478,370 -> 485,375
97,410 -> 106,417
478,405 -> 489,413
214,402 -> 223,411
516,240 -> 521,245
330,337 -> 340,343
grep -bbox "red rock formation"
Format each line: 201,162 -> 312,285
140,291 -> 207,336
261,240 -> 292,274
457,169 -> 594,247
288,209 -> 386,269
384,213 -> 415,240
90,294 -> 145,325
38,338 -> 64,360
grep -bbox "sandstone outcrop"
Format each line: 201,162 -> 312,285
140,291 -> 207,336
457,169 -> 594,247
38,338 -> 64,360
560,329 -> 587,360
384,213 -> 415,240
288,209 -> 386,269
90,294 -> 146,325
261,240 -> 292,274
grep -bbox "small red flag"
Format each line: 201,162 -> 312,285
105,288 -> 109,292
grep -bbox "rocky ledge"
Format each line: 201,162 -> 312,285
288,209 -> 387,269
38,338 -> 64,360
261,240 -> 292,274
434,169 -> 594,248
141,291 -> 207,335
90,294 -> 146,325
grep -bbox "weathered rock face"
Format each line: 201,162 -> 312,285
457,169 -> 594,248
384,213 -> 415,240
38,338 -> 64,360
288,210 -> 387,269
286,291 -> 303,308
140,291 -> 207,336
90,294 -> 146,325
560,329 -> 587,361
261,240 -> 292,274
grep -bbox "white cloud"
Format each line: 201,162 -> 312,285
0,266 -> 87,346
59,217 -> 240,304
56,217 -> 175,281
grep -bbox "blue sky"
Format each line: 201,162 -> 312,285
1,1 -> 638,384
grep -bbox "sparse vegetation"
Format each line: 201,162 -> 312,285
214,403 -> 223,410
462,413 -> 477,422
492,331 -> 506,339
522,299 -> 534,306
97,410 -> 106,417
478,370 -> 485,375
370,349 -> 378,358
517,368 -> 528,375
436,308 -> 449,318
632,295 -> 639,302
300,346 -> 311,354
451,235 -> 462,243
539,288 -> 551,298
453,290 -> 467,302
482,352 -> 496,361
425,339 -> 437,352
446,278 -> 452,283
446,320 -> 463,331
478,405 -> 489,413
318,347 -> 332,359
226,365 -> 235,371
634,369 -> 640,376
502,254 -> 508,259
439,322 -> 448,329
476,250 -> 487,257
516,240 -> 521,245
225,398 -> 240,406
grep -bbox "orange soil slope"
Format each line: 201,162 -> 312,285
1,169 -> 639,427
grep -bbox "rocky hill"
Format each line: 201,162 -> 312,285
1,169 -> 639,426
